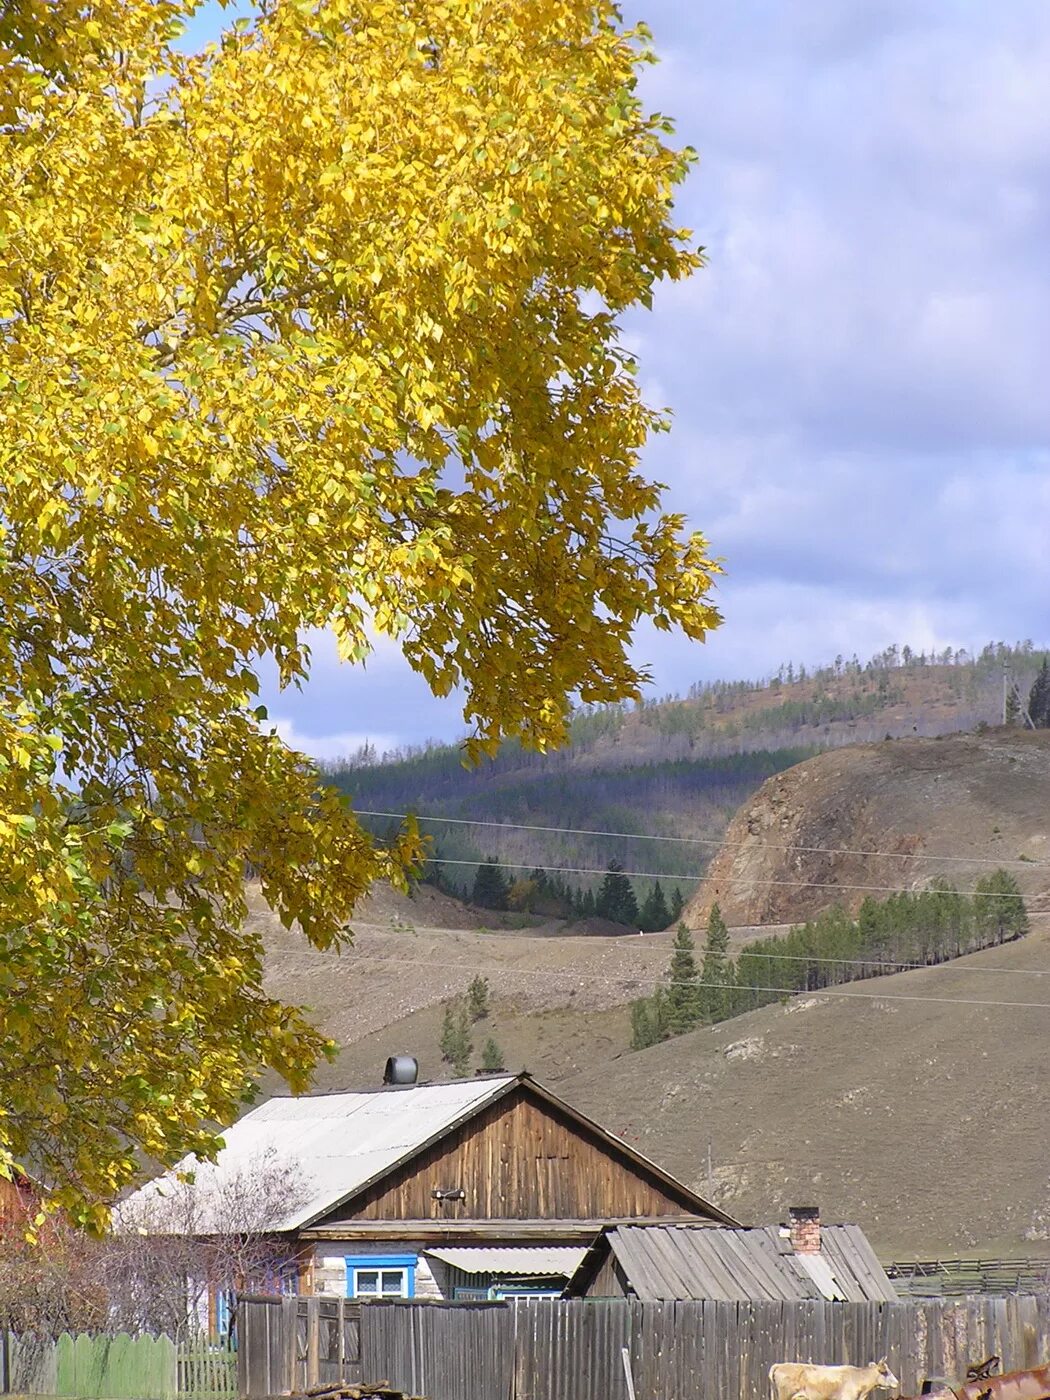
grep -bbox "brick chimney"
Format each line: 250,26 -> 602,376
788,1205 -> 821,1254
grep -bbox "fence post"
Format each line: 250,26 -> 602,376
305,1299 -> 320,1389
282,1297 -> 298,1394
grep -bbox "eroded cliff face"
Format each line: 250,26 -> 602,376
685,728 -> 1050,926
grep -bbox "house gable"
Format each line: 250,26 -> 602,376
310,1081 -> 723,1227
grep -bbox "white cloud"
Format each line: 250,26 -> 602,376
269,717 -> 401,764
246,0 -> 1050,748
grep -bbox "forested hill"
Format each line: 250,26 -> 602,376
325,642 -> 1045,906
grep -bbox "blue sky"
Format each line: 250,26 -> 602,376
186,1 -> 1050,757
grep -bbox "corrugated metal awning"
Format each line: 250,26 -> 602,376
424,1245 -> 588,1277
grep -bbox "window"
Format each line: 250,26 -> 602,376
345,1254 -> 416,1299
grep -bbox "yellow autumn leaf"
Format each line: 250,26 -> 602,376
0,0 -> 720,1229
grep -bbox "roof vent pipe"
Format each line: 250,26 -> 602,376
383,1055 -> 419,1086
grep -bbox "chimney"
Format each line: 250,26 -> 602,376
383,1055 -> 419,1086
788,1205 -> 821,1254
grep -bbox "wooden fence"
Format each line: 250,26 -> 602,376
0,1332 -> 235,1400
238,1293 -> 1050,1400
235,1297 -> 362,1397
889,1259 -> 1050,1299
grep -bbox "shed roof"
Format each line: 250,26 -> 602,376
567,1224 -> 897,1302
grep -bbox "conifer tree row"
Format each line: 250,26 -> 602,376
631,874 -> 1029,1050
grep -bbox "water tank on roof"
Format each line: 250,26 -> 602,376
383,1055 -> 419,1085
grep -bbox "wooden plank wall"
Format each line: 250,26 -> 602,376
344,1090 -> 695,1223
235,1294 -> 1050,1400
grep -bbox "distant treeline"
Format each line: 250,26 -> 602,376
464,857 -> 686,930
316,638 -> 1047,907
574,640 -> 1045,750
333,748 -> 815,892
326,639 -> 1045,769
631,873 -> 1030,1048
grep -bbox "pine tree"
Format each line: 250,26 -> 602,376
445,1002 -> 473,1075
630,989 -> 668,1050
480,1037 -> 505,1072
439,1003 -> 458,1064
665,923 -> 701,1034
471,857 -> 510,910
467,975 -> 490,1021
974,869 -> 1030,943
1029,658 -> 1050,727
668,886 -> 685,922
595,861 -> 640,926
639,881 -> 670,932
699,904 -> 731,1022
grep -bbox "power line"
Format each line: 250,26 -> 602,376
349,912 -> 1050,979
733,947 -> 1047,976
341,954 -> 1050,1013
421,855 -> 1037,900
356,809 -> 1050,871
351,901 -> 1050,980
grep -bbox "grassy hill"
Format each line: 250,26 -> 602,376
559,910 -> 1050,1259
254,705 -> 1050,1258
251,643 -> 1050,1258
257,880 -> 1050,1257
325,641 -> 1045,909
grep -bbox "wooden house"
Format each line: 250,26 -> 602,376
121,1070 -> 735,1301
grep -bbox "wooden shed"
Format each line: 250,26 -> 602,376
566,1221 -> 898,1302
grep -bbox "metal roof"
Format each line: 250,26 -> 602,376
572,1224 -> 898,1302
425,1246 -> 588,1277
116,1076 -> 517,1234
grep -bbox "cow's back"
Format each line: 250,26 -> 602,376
771,1362 -> 853,1400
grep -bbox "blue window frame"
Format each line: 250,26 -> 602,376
345,1254 -> 417,1299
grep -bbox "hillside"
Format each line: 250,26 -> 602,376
254,716 -> 1050,1258
258,885 -> 1050,1256
686,728 -> 1050,927
327,643 -> 1045,904
559,911 -> 1050,1259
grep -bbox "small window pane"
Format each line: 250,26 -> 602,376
355,1271 -> 379,1296
381,1270 -> 405,1296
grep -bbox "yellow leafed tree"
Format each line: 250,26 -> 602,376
0,0 -> 720,1226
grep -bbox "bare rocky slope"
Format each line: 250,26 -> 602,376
685,728 -> 1050,927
